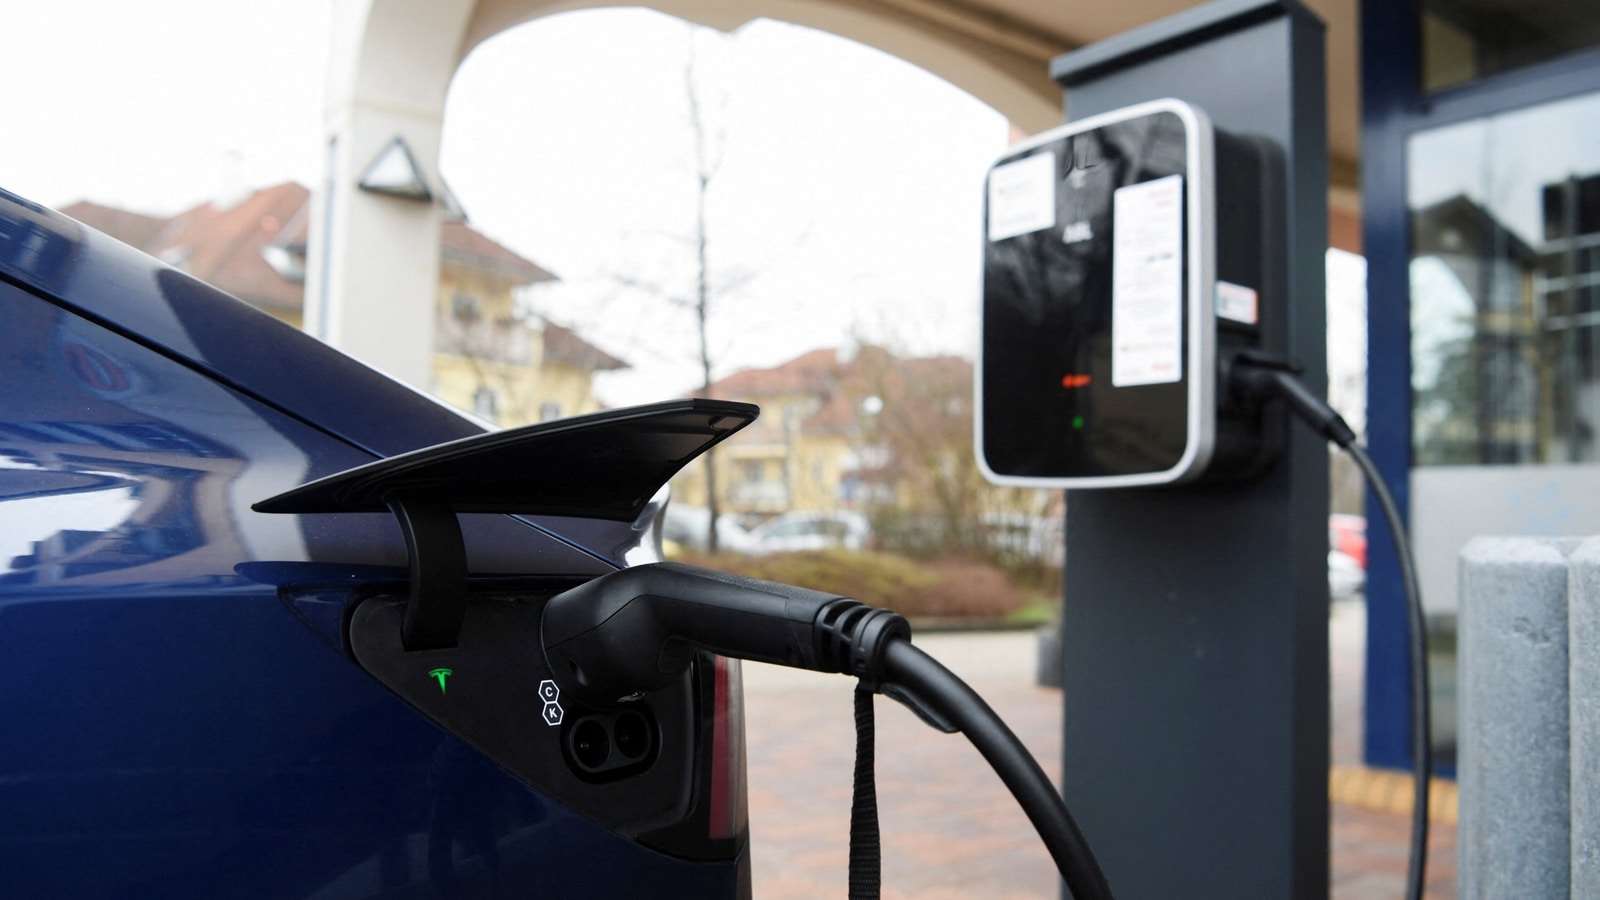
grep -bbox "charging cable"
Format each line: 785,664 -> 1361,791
540,562 -> 1115,900
1229,352 -> 1431,900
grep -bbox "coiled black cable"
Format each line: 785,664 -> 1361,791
880,639 -> 1114,900
1230,354 -> 1431,900
1348,441 -> 1431,900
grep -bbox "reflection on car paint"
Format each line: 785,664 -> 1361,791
0,288 -> 323,587
0,191 -> 740,897
0,187 -> 79,289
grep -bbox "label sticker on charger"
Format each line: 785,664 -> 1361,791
1216,280 -> 1259,325
1111,174 -> 1184,387
987,151 -> 1056,241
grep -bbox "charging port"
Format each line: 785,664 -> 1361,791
563,707 -> 658,781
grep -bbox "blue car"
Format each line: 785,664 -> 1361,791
0,188 -> 751,898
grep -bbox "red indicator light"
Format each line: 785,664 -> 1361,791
1061,374 -> 1092,389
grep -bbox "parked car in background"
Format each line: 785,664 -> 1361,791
0,188 -> 746,897
1330,513 -> 1367,569
748,509 -> 872,554
662,503 -> 757,554
1329,549 -> 1366,600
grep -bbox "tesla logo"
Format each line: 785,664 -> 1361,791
428,668 -> 453,695
1062,221 -> 1094,244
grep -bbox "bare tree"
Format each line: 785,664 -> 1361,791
604,27 -> 741,551
685,33 -> 724,552
840,343 -> 1056,573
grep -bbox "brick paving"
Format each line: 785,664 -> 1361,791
742,600 -> 1456,897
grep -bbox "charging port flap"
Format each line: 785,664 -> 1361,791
254,399 -> 760,651
254,398 -> 758,520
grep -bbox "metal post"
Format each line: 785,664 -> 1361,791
1049,2 -> 1329,896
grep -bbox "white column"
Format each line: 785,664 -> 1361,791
306,0 -> 477,391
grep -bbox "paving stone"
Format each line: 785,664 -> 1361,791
744,627 -> 1456,898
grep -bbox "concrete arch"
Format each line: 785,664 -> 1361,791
460,1 -> 1064,132
308,0 -> 1068,387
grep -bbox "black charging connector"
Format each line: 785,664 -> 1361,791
538,562 -> 1114,900
540,562 -> 910,708
1225,350 -> 1356,448
1227,353 -> 1432,900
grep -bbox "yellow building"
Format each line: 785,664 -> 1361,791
679,345 -> 1050,559
63,183 -> 625,427
430,220 -> 624,424
673,348 -> 860,521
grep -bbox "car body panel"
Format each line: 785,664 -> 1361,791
0,587 -> 738,898
0,189 -> 746,897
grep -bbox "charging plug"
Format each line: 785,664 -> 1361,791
1225,350 -> 1357,448
540,562 -> 909,708
542,561 -> 1114,898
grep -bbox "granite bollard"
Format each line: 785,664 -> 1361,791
1458,536 -> 1575,899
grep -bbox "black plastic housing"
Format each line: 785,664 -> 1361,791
978,98 -> 1283,488
540,562 -> 908,709
340,585 -> 738,861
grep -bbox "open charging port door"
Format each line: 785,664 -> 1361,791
978,98 -> 1281,488
254,400 -> 759,856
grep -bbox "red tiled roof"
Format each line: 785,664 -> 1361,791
704,346 -> 972,436
441,221 -> 555,283
542,320 -> 627,371
59,201 -> 171,252
709,348 -> 840,397
148,182 -> 310,313
60,183 -> 558,315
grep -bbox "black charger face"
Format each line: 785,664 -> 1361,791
978,99 -> 1269,489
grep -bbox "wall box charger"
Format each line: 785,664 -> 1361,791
977,98 -> 1278,489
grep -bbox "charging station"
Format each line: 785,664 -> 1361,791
978,98 -> 1280,489
981,2 -> 1330,896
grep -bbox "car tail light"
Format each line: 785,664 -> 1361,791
708,654 -> 748,841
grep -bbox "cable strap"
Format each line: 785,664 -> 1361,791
848,681 -> 881,900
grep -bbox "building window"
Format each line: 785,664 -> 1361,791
473,387 -> 499,422
452,292 -> 481,322
1408,90 -> 1600,465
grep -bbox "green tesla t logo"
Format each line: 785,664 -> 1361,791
428,668 -> 453,695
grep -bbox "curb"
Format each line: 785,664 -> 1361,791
1330,764 -> 1458,824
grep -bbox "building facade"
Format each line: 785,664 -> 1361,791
1362,0 -> 1600,771
675,346 -> 1051,557
64,183 -> 624,428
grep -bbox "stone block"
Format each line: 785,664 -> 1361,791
1458,537 -> 1574,899
1570,537 -> 1600,896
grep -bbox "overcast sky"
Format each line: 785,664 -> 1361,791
2,1 -> 332,213
2,2 -> 1010,406
2,2 -> 1361,415
443,11 -> 1011,403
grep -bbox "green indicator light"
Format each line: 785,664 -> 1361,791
428,668 -> 453,695
1071,415 -> 1085,430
